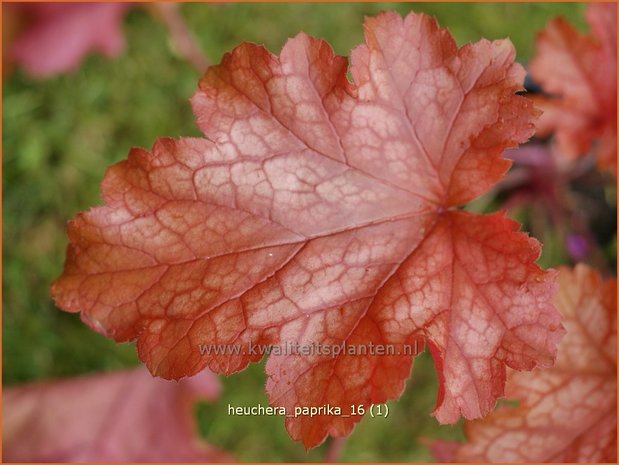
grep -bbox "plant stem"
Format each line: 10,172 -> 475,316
325,437 -> 347,462
149,3 -> 210,73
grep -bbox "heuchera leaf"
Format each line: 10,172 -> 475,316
52,12 -> 564,448
530,3 -> 617,176
2,367 -> 231,462
8,2 -> 129,78
428,264 -> 617,462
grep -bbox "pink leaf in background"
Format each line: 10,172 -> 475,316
52,11 -> 564,448
530,3 -> 617,176
2,367 -> 231,462
7,2 -> 130,78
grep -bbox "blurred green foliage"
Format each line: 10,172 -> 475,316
3,3 -> 587,461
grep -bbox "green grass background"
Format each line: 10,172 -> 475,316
3,3 -> 587,462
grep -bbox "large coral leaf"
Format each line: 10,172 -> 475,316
530,3 -> 617,176
52,12 -> 564,448
430,264 -> 617,462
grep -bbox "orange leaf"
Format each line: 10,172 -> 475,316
430,264 -> 617,462
531,3 -> 617,176
52,12 -> 564,448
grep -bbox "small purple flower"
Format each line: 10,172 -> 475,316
566,234 -> 590,261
